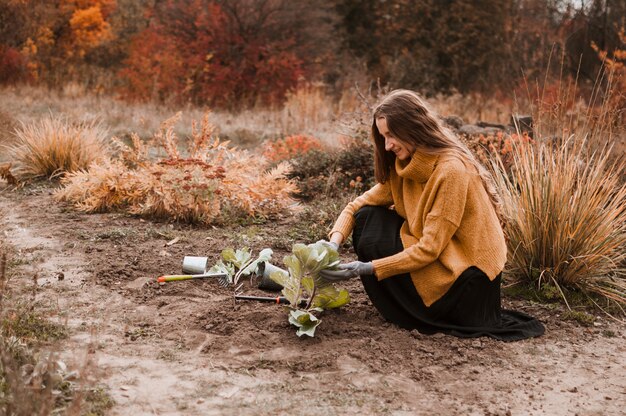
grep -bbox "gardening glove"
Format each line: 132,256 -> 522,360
316,239 -> 339,252
319,261 -> 374,282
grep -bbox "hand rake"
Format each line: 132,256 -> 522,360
157,272 -> 228,284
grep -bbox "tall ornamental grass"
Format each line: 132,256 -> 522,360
492,138 -> 626,309
7,115 -> 108,179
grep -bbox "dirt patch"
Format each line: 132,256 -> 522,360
1,185 -> 624,415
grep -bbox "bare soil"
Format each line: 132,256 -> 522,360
1,185 -> 624,416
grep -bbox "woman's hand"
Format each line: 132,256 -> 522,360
319,261 -> 374,281
317,231 -> 343,252
316,239 -> 339,251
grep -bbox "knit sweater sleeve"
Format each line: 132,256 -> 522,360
329,182 -> 393,241
372,162 -> 470,278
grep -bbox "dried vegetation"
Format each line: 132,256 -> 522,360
493,138 -> 625,310
490,55 -> 626,311
7,115 -> 108,179
56,113 -> 300,224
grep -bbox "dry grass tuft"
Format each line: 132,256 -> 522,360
492,138 -> 626,309
274,84 -> 360,137
7,115 -> 108,179
56,113 -> 300,224
0,84 -> 351,150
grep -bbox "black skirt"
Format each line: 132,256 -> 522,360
352,206 -> 544,341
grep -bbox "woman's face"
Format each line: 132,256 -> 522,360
376,117 -> 414,160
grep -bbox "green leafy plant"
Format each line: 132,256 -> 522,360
269,241 -> 350,337
209,247 -> 273,285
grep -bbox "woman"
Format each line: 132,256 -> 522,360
320,89 -> 544,341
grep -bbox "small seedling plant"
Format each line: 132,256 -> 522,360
209,247 -> 273,286
269,241 -> 350,337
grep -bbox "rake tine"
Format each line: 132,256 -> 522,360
218,275 -> 230,287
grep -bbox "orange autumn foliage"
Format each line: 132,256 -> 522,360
261,135 -> 324,163
61,0 -> 116,17
10,0 -> 117,82
0,45 -> 27,83
119,0 -> 303,106
69,6 -> 113,57
462,130 -> 534,172
592,25 -> 626,128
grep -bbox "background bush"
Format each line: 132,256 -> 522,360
288,140 -> 374,200
56,114 -> 300,224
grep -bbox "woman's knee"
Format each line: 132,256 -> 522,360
353,206 -> 404,260
354,205 -> 380,222
353,206 -> 381,251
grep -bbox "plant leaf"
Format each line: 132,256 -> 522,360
292,241 -> 341,277
279,254 -> 302,306
268,268 -> 289,287
221,247 -> 237,263
239,248 -> 273,277
207,260 -> 235,283
301,275 -> 315,294
313,287 -> 350,309
283,254 -> 303,282
288,310 -> 321,337
221,247 -> 251,269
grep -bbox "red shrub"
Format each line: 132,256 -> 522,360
118,27 -> 186,102
119,0 -> 303,107
262,135 -> 323,163
0,45 -> 27,84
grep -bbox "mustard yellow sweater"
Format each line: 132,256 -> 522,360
330,150 -> 507,307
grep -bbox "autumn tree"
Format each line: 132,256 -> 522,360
0,0 -> 42,83
120,0 -> 338,107
336,0 -> 513,94
1,0 -> 623,104
0,0 -> 147,87
564,0 -> 626,81
335,0 -> 623,97
0,44 -> 27,83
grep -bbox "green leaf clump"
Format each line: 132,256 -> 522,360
209,247 -> 273,285
270,241 -> 350,337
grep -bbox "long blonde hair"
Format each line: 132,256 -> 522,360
372,89 -> 504,224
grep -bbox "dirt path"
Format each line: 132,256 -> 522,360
1,186 -> 624,415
